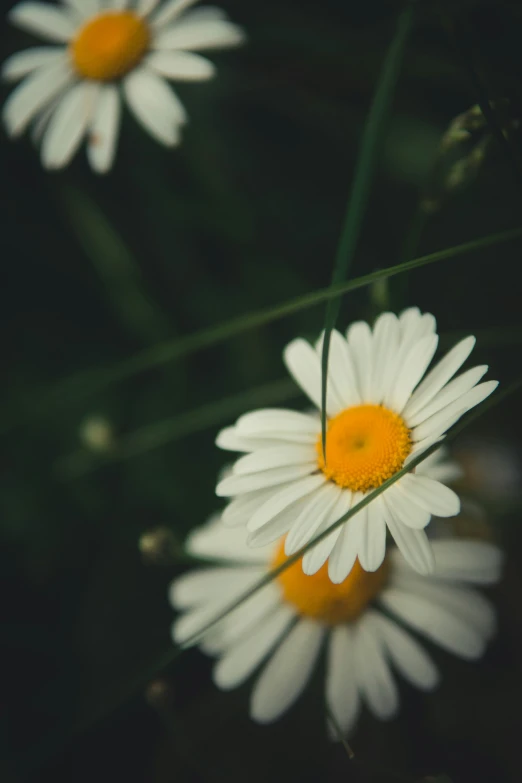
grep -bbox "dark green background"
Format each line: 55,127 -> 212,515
1,0 -> 522,781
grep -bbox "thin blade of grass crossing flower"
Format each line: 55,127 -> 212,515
320,3 -> 416,457
24,378 -> 522,779
52,328 -> 522,481
175,376 -> 521,651
3,225 -> 520,436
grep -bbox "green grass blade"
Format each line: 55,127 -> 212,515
54,378 -> 297,480
320,3 -> 416,455
325,706 -> 355,759
59,185 -> 171,344
8,224 -> 520,431
25,377 -> 521,774
54,328 -> 522,478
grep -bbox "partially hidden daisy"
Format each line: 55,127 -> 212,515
170,513 -> 502,733
216,308 -> 498,579
2,0 -> 245,171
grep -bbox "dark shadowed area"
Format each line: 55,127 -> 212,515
1,0 -> 522,781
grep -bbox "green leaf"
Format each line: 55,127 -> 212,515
5,224 -> 520,435
320,3 -> 416,456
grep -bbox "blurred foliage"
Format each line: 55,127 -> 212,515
1,0 -> 522,781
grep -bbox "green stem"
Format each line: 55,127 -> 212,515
320,3 -> 416,454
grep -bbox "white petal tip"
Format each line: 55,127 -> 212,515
215,482 -> 229,497
301,560 -> 320,576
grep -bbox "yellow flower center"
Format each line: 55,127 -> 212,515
317,404 -> 411,493
273,538 -> 390,625
70,11 -> 150,81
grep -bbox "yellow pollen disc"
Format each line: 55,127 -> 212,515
70,12 -> 150,81
317,404 -> 411,493
273,539 -> 390,625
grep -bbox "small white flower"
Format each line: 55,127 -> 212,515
170,514 -> 502,734
215,308 -> 498,579
2,0 -> 245,171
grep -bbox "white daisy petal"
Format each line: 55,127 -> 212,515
2,47 -> 64,81
215,426 -> 246,451
386,334 -> 439,413
398,306 -> 421,337
380,588 -> 487,659
221,485 -> 291,528
154,16 -> 245,51
284,482 -> 340,555
247,475 -> 325,533
315,330 -> 361,407
215,426 -> 290,452
250,620 -> 324,723
150,0 -> 199,28
301,488 -> 348,575
396,308 -> 436,360
236,408 -> 319,436
326,626 -> 360,736
367,611 -> 439,690
406,365 -> 488,428
169,566 -> 258,610
283,338 -> 343,416
403,336 -> 476,419
359,495 -> 387,570
31,93 -> 61,142
415,449 -> 463,482
64,0 -> 99,20
8,2 -> 76,41
398,474 -> 460,518
213,605 -> 295,689
428,540 -> 503,584
3,56 -> 72,136
405,436 -> 444,466
384,504 -> 434,574
392,577 -> 497,640
217,464 -> 318,498
137,0 -> 161,16
233,445 -> 315,476
385,483 -> 431,529
146,49 -> 216,80
346,321 -> 373,402
87,84 -> 120,173
354,615 -> 398,720
418,312 -> 436,337
371,312 -> 400,403
328,493 -> 366,584
185,513 -> 272,562
204,584 -> 281,654
246,494 -> 315,548
172,572 -> 268,647
123,67 -> 185,146
41,81 -> 99,169
221,485 -> 288,528
412,380 -> 498,442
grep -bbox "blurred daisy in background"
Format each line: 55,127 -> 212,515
2,0 -> 245,172
170,514 -> 502,734
216,308 -> 498,580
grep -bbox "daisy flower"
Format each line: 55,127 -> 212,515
2,0 -> 245,172
216,308 -> 498,580
170,513 -> 502,733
